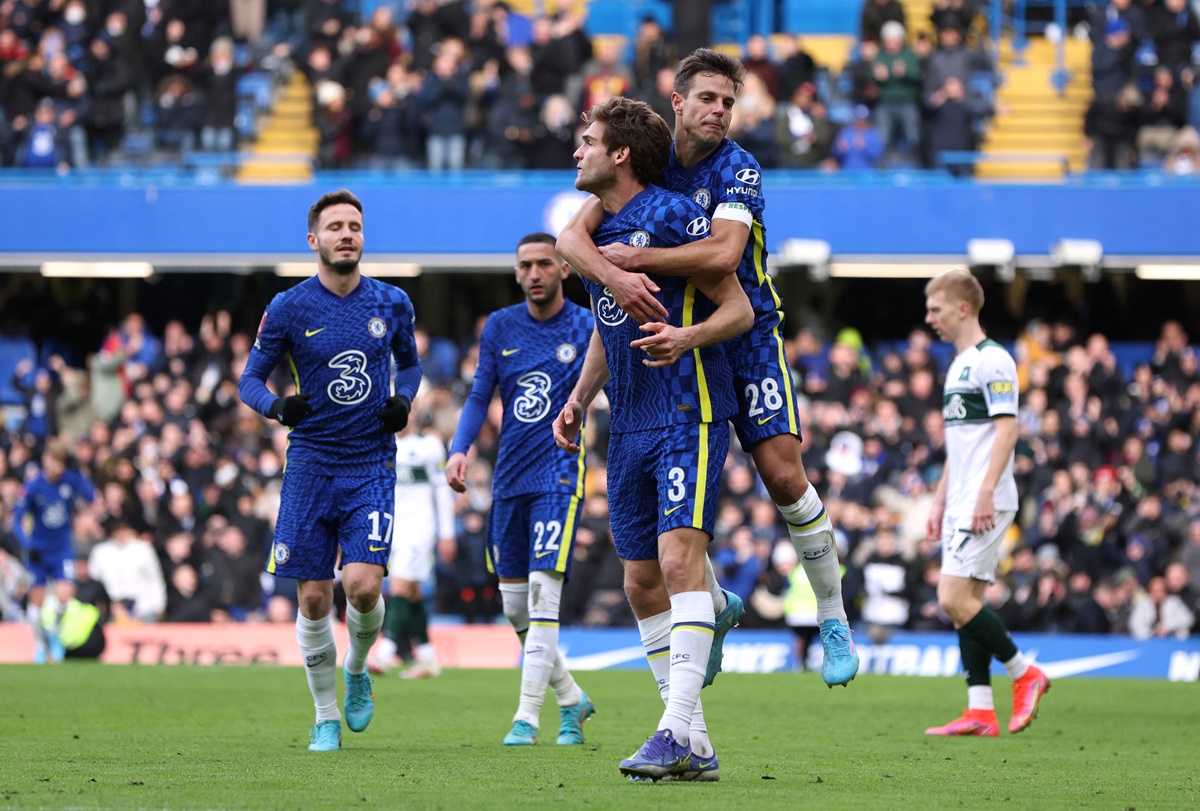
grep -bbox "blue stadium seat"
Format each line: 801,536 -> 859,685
237,72 -> 274,112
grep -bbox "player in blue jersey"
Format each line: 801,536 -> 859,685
445,232 -> 597,748
238,189 -> 422,752
12,440 -> 95,663
552,96 -> 753,782
558,48 -> 859,689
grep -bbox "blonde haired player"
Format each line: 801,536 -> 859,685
923,269 -> 1051,737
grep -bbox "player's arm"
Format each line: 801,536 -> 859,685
631,274 -> 753,368
238,301 -> 311,426
926,464 -> 949,541
446,328 -> 499,493
600,216 -> 749,278
557,197 -> 669,325
389,294 -> 423,401
554,323 -> 609,454
972,414 -> 1017,534
431,448 -> 457,542
69,469 -> 96,504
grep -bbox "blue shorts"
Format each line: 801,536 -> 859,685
28,555 -> 75,587
487,491 -> 581,579
269,471 -> 395,581
606,422 -> 730,561
728,312 -> 803,448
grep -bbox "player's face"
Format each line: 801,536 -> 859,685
42,454 -> 65,481
675,72 -> 736,151
310,202 -> 364,275
925,291 -> 964,343
573,120 -> 618,194
515,242 -> 567,306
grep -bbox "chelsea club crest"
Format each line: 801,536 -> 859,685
556,343 -> 577,363
629,230 -> 650,248
368,317 -> 387,338
692,188 -> 711,209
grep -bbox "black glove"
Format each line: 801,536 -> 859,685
271,393 -> 313,427
26,548 -> 42,565
377,395 -> 411,433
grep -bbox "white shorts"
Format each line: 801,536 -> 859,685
388,526 -> 436,584
939,511 -> 1016,582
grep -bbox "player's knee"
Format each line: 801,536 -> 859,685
763,466 -> 808,505
528,570 -> 563,618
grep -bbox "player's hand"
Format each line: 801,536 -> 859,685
271,393 -> 313,427
926,505 -> 944,542
445,452 -> 469,493
970,490 -> 996,534
599,269 -> 669,325
553,401 -> 584,454
26,548 -> 43,565
377,395 -> 411,433
630,322 -> 690,367
598,241 -> 643,270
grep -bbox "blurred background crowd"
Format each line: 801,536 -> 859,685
1,300 -> 1197,652
0,0 -> 1196,174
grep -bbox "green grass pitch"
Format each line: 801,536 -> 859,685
0,664 -> 1196,810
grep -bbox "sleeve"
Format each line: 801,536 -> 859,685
429,442 -> 457,540
69,470 -> 95,504
449,319 -> 499,457
711,149 -> 763,227
390,290 -> 423,401
663,197 -> 711,248
137,545 -> 167,620
238,296 -> 290,417
11,495 -> 29,549
981,348 -> 1019,418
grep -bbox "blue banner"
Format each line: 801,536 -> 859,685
557,628 -> 1200,681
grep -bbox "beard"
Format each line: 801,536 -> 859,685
320,243 -> 360,274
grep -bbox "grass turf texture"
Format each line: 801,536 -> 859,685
0,665 -> 1196,810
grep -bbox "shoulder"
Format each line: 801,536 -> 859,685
364,276 -> 413,305
978,340 -> 1017,369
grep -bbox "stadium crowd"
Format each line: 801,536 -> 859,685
1,296 -> 1198,651
11,1 -> 1198,175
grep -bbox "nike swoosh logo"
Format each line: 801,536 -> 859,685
368,545 -> 388,552
305,328 -> 325,337
534,550 -> 554,559
501,348 -> 521,356
663,504 -> 685,516
756,414 -> 778,426
1024,648 -> 1142,679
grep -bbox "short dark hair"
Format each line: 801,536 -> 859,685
581,96 -> 672,186
674,47 -> 745,97
308,189 -> 363,233
517,232 -> 557,252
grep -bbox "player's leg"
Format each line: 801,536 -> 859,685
273,470 -> 344,750
526,492 -> 593,744
385,526 -> 439,679
489,496 -> 541,744
733,332 -> 858,686
929,512 -> 1048,736
625,559 -> 719,781
748,433 -> 858,686
396,577 -> 440,679
43,565 -> 77,663
370,576 -> 409,674
26,581 -> 49,664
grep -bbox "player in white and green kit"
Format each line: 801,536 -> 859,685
923,270 -> 1051,738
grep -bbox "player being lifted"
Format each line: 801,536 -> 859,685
553,96 -> 753,781
558,48 -> 859,688
446,232 -> 597,746
371,401 -> 453,679
239,189 -> 421,752
923,270 -> 1051,737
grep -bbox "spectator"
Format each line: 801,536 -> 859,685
1090,0 -> 1150,45
1163,125 -> 1200,172
631,15 -> 673,91
419,49 -> 470,171
1146,0 -> 1200,75
1128,574 -> 1195,639
577,35 -> 631,111
1086,82 -> 1144,170
742,34 -> 780,99
197,37 -> 238,153
359,66 -> 422,169
832,104 -> 885,169
775,34 -> 817,103
871,21 -> 922,159
773,81 -> 834,169
1138,66 -> 1189,166
88,520 -> 167,624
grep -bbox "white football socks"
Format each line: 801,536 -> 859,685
637,610 -> 713,756
658,592 -> 714,744
296,613 -> 339,723
779,485 -> 847,623
343,596 -> 385,675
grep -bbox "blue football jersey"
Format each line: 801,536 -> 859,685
455,300 -> 593,499
582,185 -> 736,433
663,138 -> 781,321
13,470 -> 94,556
239,274 -> 422,475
